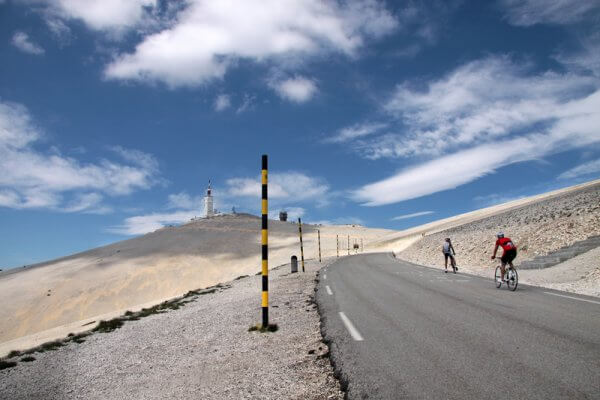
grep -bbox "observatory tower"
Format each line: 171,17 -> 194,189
203,180 -> 214,218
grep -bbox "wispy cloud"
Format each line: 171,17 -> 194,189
558,159 -> 600,180
499,0 -> 600,26
325,122 -> 387,143
0,100 -> 161,212
375,56 -> 596,159
391,211 -> 434,221
11,32 -> 44,55
236,94 -> 255,114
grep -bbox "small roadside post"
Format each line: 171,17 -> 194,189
298,218 -> 306,272
318,229 -> 322,262
336,235 -> 339,258
347,235 -> 350,256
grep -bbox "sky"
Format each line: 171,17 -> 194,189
1,0 -> 600,269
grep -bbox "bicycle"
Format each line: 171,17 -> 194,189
494,262 -> 518,291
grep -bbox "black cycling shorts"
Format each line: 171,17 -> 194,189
444,253 -> 454,261
501,249 -> 517,264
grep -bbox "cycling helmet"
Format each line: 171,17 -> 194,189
497,232 -> 504,238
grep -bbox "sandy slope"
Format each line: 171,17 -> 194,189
0,213 -> 393,354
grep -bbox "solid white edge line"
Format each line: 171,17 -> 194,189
339,312 -> 364,341
326,285 -> 333,295
543,291 -> 600,305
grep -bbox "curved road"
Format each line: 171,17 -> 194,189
316,253 -> 600,399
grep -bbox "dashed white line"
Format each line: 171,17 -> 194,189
326,285 -> 333,295
339,312 -> 364,341
543,291 -> 600,305
324,274 -> 327,279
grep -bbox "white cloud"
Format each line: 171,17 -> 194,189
374,56 -> 596,160
104,0 -> 397,87
11,32 -> 44,55
352,87 -> 600,206
167,192 -> 204,210
226,172 -> 330,206
0,100 -> 160,212
325,122 -> 387,143
391,211 -> 434,221
500,0 -> 600,26
109,211 -> 196,235
271,76 -> 317,103
214,94 -> 231,111
32,0 -> 158,32
558,159 -> 600,180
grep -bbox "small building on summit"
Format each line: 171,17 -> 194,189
279,211 -> 288,221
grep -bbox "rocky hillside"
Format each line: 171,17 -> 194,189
398,182 -> 600,270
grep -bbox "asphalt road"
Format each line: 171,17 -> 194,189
316,253 -> 600,400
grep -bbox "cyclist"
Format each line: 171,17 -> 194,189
491,232 -> 517,283
442,238 -> 457,273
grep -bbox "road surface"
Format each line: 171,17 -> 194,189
316,253 -> 600,399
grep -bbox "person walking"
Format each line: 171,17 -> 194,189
442,238 -> 457,273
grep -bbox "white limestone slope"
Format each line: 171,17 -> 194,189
0,214 -> 393,356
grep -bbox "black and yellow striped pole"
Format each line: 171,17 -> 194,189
298,218 -> 305,272
261,155 -> 269,328
347,235 -> 350,255
336,234 -> 339,257
318,229 -> 321,262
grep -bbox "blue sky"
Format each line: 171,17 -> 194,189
1,0 -> 600,269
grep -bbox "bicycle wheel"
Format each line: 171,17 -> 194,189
507,268 -> 518,291
494,266 -> 502,288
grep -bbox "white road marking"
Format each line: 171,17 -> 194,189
324,274 -> 327,279
326,285 -> 333,295
543,291 -> 600,305
339,312 -> 364,341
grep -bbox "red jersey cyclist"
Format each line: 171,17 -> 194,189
491,232 -> 517,282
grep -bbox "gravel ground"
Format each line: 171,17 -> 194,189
0,260 -> 343,400
519,246 -> 600,297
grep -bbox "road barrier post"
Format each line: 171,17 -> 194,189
298,218 -> 306,272
318,229 -> 322,262
261,155 -> 269,328
336,235 -> 339,258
